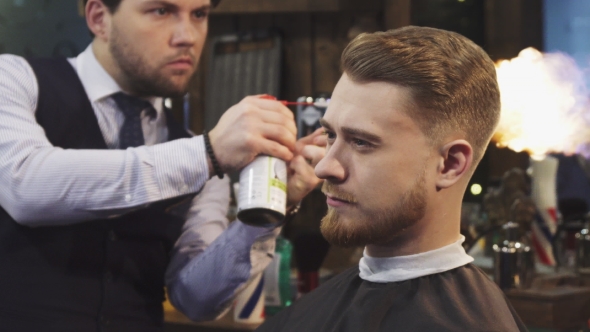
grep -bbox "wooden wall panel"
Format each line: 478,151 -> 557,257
235,14 -> 273,31
214,0 -> 381,14
485,0 -> 543,60
485,0 -> 525,60
180,1 -> 542,179
182,16 -> 236,134
183,8 -> 383,130
383,0 -> 411,30
271,13 -> 314,102
312,13 -> 344,96
484,0 -> 543,176
215,0 -> 310,14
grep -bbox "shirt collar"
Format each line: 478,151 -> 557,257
358,235 -> 474,283
69,44 -> 162,112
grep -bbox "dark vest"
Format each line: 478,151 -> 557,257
0,58 -> 192,332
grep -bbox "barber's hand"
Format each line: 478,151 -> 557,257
208,96 -> 297,174
286,128 -> 327,208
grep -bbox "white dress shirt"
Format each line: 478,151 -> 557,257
0,45 -> 278,321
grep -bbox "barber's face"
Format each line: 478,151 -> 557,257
316,74 -> 435,247
108,0 -> 209,97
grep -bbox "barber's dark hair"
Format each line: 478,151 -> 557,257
341,26 -> 500,167
83,0 -> 121,13
83,0 -> 221,37
83,0 -> 221,13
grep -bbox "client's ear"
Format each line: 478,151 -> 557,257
435,140 -> 473,190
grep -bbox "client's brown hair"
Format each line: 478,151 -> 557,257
341,26 -> 500,166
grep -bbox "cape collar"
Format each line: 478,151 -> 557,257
359,236 -> 474,283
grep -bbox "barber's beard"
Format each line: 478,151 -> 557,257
320,173 -> 427,248
109,24 -> 193,98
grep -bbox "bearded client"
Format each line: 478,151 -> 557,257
256,26 -> 528,332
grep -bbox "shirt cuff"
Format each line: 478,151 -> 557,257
151,136 -> 209,199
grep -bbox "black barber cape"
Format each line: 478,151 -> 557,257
256,264 -> 528,332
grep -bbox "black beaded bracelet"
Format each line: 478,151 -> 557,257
203,131 -> 224,179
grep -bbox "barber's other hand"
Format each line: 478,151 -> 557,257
208,96 -> 297,174
286,128 -> 326,208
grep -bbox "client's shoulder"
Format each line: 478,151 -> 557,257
425,264 -> 526,331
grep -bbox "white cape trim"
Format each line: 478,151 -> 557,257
359,236 -> 474,283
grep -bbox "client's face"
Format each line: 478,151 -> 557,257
315,74 -> 434,247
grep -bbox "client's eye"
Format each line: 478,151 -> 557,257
323,130 -> 336,141
352,138 -> 369,147
193,9 -> 209,19
154,8 -> 169,16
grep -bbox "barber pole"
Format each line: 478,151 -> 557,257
233,273 -> 265,324
529,156 -> 558,266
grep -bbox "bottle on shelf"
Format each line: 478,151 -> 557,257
263,234 -> 293,316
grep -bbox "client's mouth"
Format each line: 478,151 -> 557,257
166,57 -> 194,70
325,194 -> 353,207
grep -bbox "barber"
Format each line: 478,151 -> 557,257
0,0 -> 322,331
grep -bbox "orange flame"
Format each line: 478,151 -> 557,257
493,47 -> 590,159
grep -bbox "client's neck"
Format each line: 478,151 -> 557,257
365,216 -> 461,258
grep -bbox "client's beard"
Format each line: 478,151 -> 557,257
320,174 -> 427,247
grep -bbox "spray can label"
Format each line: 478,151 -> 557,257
238,156 -> 287,215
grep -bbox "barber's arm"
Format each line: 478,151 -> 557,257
0,56 -> 295,227
0,55 -> 209,225
165,129 -> 325,322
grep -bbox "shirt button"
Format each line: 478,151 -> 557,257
108,230 -> 117,242
125,194 -> 132,202
181,184 -> 188,192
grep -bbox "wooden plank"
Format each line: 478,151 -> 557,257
308,0 -> 344,12
484,0 -> 542,177
486,144 -> 529,179
236,14 -> 273,32
187,61 -> 206,134
271,13 -> 313,102
485,0 -> 524,60
383,0 -> 411,30
310,0 -> 381,11
213,0 -> 381,14
311,13 -> 342,96
521,0 -> 544,51
484,0 -> 543,60
337,0 -> 381,11
507,297 -> 555,328
507,286 -> 590,329
214,0 -> 312,14
165,308 -> 258,331
188,15 -> 237,133
311,12 -> 380,95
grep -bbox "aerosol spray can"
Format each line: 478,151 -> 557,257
237,156 -> 287,226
